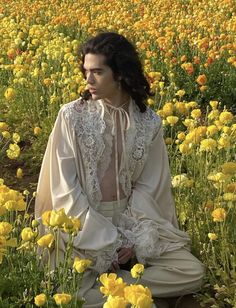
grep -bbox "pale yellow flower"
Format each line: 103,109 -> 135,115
73,256 -> 92,273
21,227 -> 36,242
131,263 -> 145,279
49,208 -> 69,228
34,294 -> 47,307
219,111 -> 234,124
166,116 -> 179,126
99,273 -> 126,297
124,284 -> 153,308
53,293 -> 71,306
208,233 -> 218,240
104,295 -> 128,308
37,233 -> 54,248
200,138 -> 217,152
0,222 -> 12,236
16,168 -> 23,179
4,87 -> 16,101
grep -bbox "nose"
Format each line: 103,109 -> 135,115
86,71 -> 95,85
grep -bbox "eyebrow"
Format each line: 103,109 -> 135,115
83,67 -> 104,71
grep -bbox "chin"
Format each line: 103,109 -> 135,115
91,93 -> 101,100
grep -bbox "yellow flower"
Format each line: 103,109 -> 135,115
218,136 -> 231,149
34,127 -> 42,136
6,143 -> 21,159
4,88 -> 16,101
211,208 -> 226,222
208,233 -> 218,241
100,273 -> 127,297
207,172 -> 231,183
209,101 -> 219,110
174,102 -> 187,115
219,111 -> 234,124
200,138 -> 217,152
166,116 -> 179,126
73,256 -> 92,273
162,102 -> 174,116
49,208 -> 69,228
4,200 -> 18,211
191,109 -> 201,119
165,137 -> 173,145
131,263 -> 145,279
208,110 -> 219,121
221,162 -> 236,175
172,174 -> 194,188
104,295 -> 128,308
2,131 -> 11,139
179,142 -> 192,154
53,293 -> 72,306
124,284 -> 153,308
42,211 -> 52,226
12,133 -> 20,143
207,125 -> 218,137
63,217 -> 81,233
16,168 -> 23,179
34,294 -> 47,307
196,74 -> 207,85
223,193 -> 236,201
37,233 -> 54,248
0,122 -> 8,131
177,132 -> 185,141
0,222 -> 12,236
176,89 -> 185,97
21,227 -> 36,242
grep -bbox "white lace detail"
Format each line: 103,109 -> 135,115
63,98 -> 161,207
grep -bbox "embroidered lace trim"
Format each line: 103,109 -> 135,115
64,98 -> 161,207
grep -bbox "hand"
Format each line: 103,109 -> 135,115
117,247 -> 134,265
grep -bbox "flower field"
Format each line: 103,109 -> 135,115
0,0 -> 236,307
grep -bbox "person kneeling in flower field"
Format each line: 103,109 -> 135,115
35,32 -> 204,307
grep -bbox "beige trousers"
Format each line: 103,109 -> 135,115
80,200 -> 205,307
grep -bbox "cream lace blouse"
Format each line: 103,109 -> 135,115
35,97 -> 190,273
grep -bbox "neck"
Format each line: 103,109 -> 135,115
103,91 -> 130,108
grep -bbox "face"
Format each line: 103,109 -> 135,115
83,53 -> 120,101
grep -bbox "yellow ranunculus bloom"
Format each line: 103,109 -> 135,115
208,233 -> 218,241
100,273 -> 127,297
34,293 -> 47,307
219,111 -> 233,124
211,208 -> 226,222
176,89 -> 185,97
0,222 -> 12,236
4,200 -> 18,211
6,143 -> 21,159
223,193 -> 236,201
131,263 -> 145,279
218,136 -> 231,149
73,256 -> 92,273
221,162 -> 236,175
42,211 -> 52,226
124,284 -> 153,308
53,293 -> 72,306
191,109 -> 201,119
37,233 -> 54,248
34,127 -> 42,136
162,102 -> 174,116
16,168 -> 23,179
200,138 -> 217,152
63,217 -> 81,233
209,101 -> 219,110
21,227 -> 36,242
179,142 -> 192,155
166,116 -> 179,126
49,208 -> 68,227
4,87 -> 16,101
12,132 -> 20,143
207,125 -> 218,137
2,131 -> 11,139
104,295 -> 128,308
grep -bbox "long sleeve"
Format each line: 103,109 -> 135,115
35,104 -> 121,272
117,121 -> 190,264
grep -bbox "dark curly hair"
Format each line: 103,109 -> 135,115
79,32 -> 153,113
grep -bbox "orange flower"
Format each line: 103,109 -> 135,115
196,74 -> 207,86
